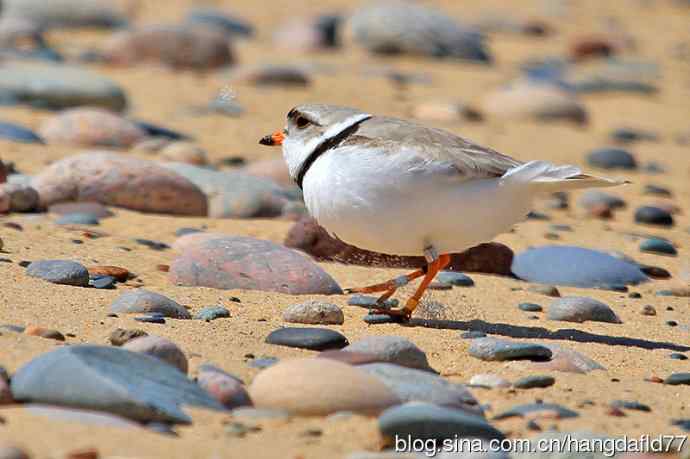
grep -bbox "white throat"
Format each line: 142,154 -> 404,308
283,113 -> 372,182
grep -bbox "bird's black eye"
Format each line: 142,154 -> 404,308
295,116 -> 310,129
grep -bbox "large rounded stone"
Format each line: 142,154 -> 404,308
26,259 -> 89,286
103,25 -> 234,69
0,63 -> 127,111
345,336 -> 432,371
248,358 -> 400,416
122,336 -> 188,373
511,245 -> 648,289
481,81 -> 587,124
10,345 -> 224,424
349,1 -> 490,62
169,234 -> 342,295
109,289 -> 191,319
39,108 -> 146,148
31,152 -> 207,216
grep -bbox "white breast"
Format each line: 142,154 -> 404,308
302,146 -> 535,256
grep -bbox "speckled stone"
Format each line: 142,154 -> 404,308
283,301 -> 344,325
108,328 -> 148,346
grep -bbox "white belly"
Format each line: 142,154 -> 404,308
302,146 -> 534,256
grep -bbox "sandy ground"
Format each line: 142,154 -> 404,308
0,0 -> 689,458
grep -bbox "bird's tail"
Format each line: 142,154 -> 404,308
501,160 -> 629,192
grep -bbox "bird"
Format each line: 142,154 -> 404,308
259,104 -> 625,321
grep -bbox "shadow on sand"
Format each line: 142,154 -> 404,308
401,318 -> 690,352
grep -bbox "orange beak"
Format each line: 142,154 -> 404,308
259,130 -> 284,146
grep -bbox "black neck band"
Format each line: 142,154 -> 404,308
295,116 -> 371,189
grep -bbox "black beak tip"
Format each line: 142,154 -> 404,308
259,135 -> 274,146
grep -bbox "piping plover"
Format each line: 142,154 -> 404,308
260,104 -> 625,320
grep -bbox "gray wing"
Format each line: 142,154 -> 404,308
344,116 -> 523,179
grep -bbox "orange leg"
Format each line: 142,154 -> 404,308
369,253 -> 451,321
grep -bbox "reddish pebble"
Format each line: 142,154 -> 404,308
87,266 -> 130,282
156,264 -> 170,272
65,447 -> 99,459
606,406 -> 626,417
645,376 -> 663,383
24,326 -> 65,341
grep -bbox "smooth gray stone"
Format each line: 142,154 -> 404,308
265,327 -> 348,351
547,296 -> 622,324
665,373 -> 690,385
55,213 -> 100,225
360,363 -> 481,414
379,402 -> 504,442
194,306 -> 230,321
26,259 -> 89,286
511,245 -> 648,289
346,336 -> 432,371
109,289 -> 191,319
11,345 -> 225,423
468,337 -> 552,362
587,148 -> 637,170
0,63 -> 127,111
513,375 -> 555,389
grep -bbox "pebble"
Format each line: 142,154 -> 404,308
134,238 -> 170,251
481,80 -> 587,124
460,331 -> 487,339
345,336 -> 432,371
469,373 -> 511,388
39,108 -> 146,148
512,245 -> 647,289
0,183 -> 40,212
109,289 -> 191,319
282,300 -> 344,325
513,375 -> 555,389
26,259 -> 89,286
610,127 -> 658,144
0,62 -> 127,111
0,121 -> 43,144
10,345 -> 224,423
134,314 -> 165,324
363,314 -> 404,325
577,190 -> 626,211
348,295 -> 399,310
563,58 -> 659,94
163,163 -> 292,219
169,234 -> 341,295
527,285 -> 561,297
493,402 -> 579,420
639,238 -> 677,256
265,327 -> 348,351
175,227 -> 203,237
670,353 -> 688,360
24,326 -> 65,341
108,328 -> 148,346
664,373 -> 690,385
122,336 -> 188,373
518,303 -> 543,312
159,142 -> 208,166
547,296 -> 621,324
55,213 -> 100,225
656,287 -> 690,297
643,184 -> 671,197
273,14 -> 341,52
360,363 -> 480,413
634,206 -> 674,227
31,152 -> 208,216
378,402 -> 504,444
436,271 -> 474,287
134,121 -> 191,141
508,343 -> 605,374
587,147 -> 637,170
349,1 -> 491,62
248,358 -> 399,416
468,338 -> 552,362
196,364 -> 251,409
194,306 -> 230,321
185,8 -> 254,38
610,400 -> 651,412
231,65 -> 311,87
103,25 -> 234,69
